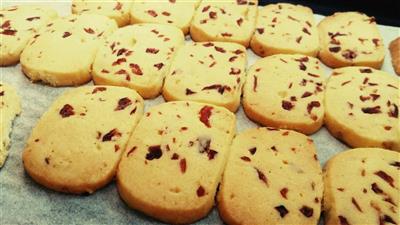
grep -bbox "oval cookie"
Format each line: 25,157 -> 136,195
250,3 -> 319,57
318,12 -> 385,69
243,54 -> 326,134
20,14 -> 117,86
324,148 -> 399,225
163,42 -> 247,112
325,67 -> 399,151
92,24 -> 184,99
117,101 -> 236,224
23,86 -> 144,194
190,0 -> 258,47
0,5 -> 58,66
218,127 -> 323,225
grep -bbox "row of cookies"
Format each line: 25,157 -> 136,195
19,86 -> 399,224
1,2 -> 386,71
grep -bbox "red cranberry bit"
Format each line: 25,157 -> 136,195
302,27 -> 311,35
1,29 -> 17,35
84,28 -> 95,34
307,101 -> 320,114
102,129 -> 121,142
256,28 -> 264,34
1,20 -> 10,29
146,145 -> 162,160
209,11 -> 217,19
126,146 -> 137,157
389,161 -> 400,168
185,88 -> 196,95
203,42 -> 214,47
199,106 -> 213,128
146,48 -> 159,54
351,198 -> 363,212
214,46 -> 226,53
233,49 -> 244,55
296,36 -> 302,43
221,32 -> 232,37
381,215 -> 396,225
361,106 -> 381,114
389,104 -> 398,118
147,10 -> 158,17
301,92 -> 312,98
253,76 -> 258,92
196,186 -> 205,197
240,156 -> 251,162
162,11 -> 170,16
171,153 -> 179,160
360,68 -> 372,73
282,100 -> 294,111
59,104 -> 74,118
275,205 -> 289,218
237,18 -> 243,26
342,50 -> 357,60
26,16 -> 40,21
255,168 -> 268,186
329,46 -> 341,53
202,5 -> 210,12
154,63 -> 164,70
115,97 -> 132,111
179,158 -> 186,173
249,147 -> 257,155
112,58 -> 126,66
280,188 -> 288,199
207,150 -> 218,160
114,2 -> 122,10
130,63 -> 143,75
299,206 -> 313,217
338,216 -> 350,225
372,38 -> 380,47
371,182 -> 383,194
92,87 -> 107,94
374,170 -> 394,187
62,32 -> 71,38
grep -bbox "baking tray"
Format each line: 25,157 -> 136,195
1,1 -> 399,224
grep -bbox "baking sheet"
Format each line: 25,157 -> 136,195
1,1 -> 399,224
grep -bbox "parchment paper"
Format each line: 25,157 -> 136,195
1,1 -> 399,224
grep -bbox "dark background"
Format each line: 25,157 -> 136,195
259,0 -> 400,27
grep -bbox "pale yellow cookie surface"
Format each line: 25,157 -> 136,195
130,0 -> 200,34
250,3 -> 319,57
0,83 -> 21,167
23,86 -> 144,194
72,0 -> 132,27
20,14 -> 117,86
163,42 -> 247,112
243,54 -> 326,134
218,127 -> 323,225
324,148 -> 399,225
0,5 -> 58,66
190,0 -> 258,47
92,24 -> 184,99
325,67 -> 399,151
117,101 -> 236,224
318,12 -> 385,69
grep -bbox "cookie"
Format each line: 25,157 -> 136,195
218,127 -> 323,225
323,148 -> 399,225
117,101 -> 236,224
72,0 -> 132,27
190,0 -> 258,47
163,42 -> 247,112
389,37 -> 400,75
22,86 -> 144,194
0,83 -> 21,167
20,14 -> 118,86
0,5 -> 58,66
318,12 -> 385,69
243,54 -> 326,134
250,3 -> 319,57
130,0 -> 200,35
92,24 -> 184,99
325,67 -> 399,151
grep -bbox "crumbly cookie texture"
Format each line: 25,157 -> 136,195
190,0 -> 258,47
163,42 -> 247,112
22,86 -> 144,194
0,83 -> 21,167
318,12 -> 385,69
20,14 -> 117,86
130,0 -> 200,34
72,0 -> 133,27
218,127 -> 323,225
92,24 -> 184,99
389,37 -> 400,75
243,54 -> 326,134
324,148 -> 399,225
0,5 -> 58,66
250,3 -> 319,57
325,67 -> 399,151
117,101 -> 236,224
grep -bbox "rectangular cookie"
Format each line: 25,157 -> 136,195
324,148 -> 399,225
250,3 -> 319,57
190,0 -> 258,47
162,42 -> 247,112
218,127 -> 323,225
22,86 -> 144,194
92,23 -> 184,99
117,101 -> 236,224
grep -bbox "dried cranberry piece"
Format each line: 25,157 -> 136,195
338,216 -> 350,225
146,48 -> 159,54
329,46 -> 341,53
280,188 -> 288,199
203,42 -> 214,47
371,182 -> 383,194
126,146 -> 137,157
253,76 -> 258,92
207,150 -> 218,160
307,101 -> 320,114
299,206 -> 313,217
361,106 -> 381,114
130,63 -> 143,75
202,5 -> 210,12
256,28 -> 264,34
84,28 -> 95,34
171,153 -> 179,160
255,168 -> 268,186
302,27 -> 311,35
389,161 -> 400,168
92,87 -> 106,94
301,92 -> 312,98
221,32 -> 232,37
342,50 -> 357,60
154,63 -> 164,70
62,32 -> 71,38
147,10 -> 158,17
275,205 -> 289,218
351,198 -> 363,212
381,215 -> 396,225
389,104 -> 398,118
115,97 -> 132,111
185,88 -> 196,95
199,106 -> 213,128
209,11 -> 217,19
59,104 -> 74,118
179,158 -> 186,173
282,100 -> 294,111
197,186 -> 205,197
146,145 -> 162,160
249,147 -> 257,155
240,156 -> 251,162
237,18 -> 243,26
214,46 -> 226,53
1,29 -> 17,35
102,129 -> 121,142
112,58 -> 126,66
229,68 -> 241,75
1,20 -> 10,29
374,170 -> 394,187
26,16 -> 40,21
360,68 -> 372,73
